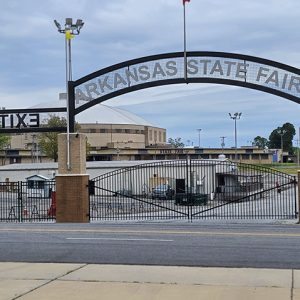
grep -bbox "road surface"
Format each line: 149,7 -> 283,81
0,222 -> 300,269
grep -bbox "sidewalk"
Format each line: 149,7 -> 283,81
0,263 -> 299,300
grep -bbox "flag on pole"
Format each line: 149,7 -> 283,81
183,0 -> 190,5
65,30 -> 74,40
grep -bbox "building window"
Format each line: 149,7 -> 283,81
163,132 -> 166,142
159,131 -> 162,142
149,130 -> 152,140
154,131 -> 157,143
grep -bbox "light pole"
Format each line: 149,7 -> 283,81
220,136 -> 226,153
54,18 -> 84,170
229,112 -> 242,161
278,129 -> 286,162
197,129 -> 202,148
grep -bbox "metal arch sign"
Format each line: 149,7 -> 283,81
68,51 -> 300,131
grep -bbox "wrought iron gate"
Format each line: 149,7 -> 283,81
89,159 -> 298,221
0,181 -> 56,222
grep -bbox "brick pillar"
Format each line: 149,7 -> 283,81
56,174 -> 89,222
56,133 -> 89,223
57,133 -> 86,174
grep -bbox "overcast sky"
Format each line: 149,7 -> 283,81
1,0 -> 300,147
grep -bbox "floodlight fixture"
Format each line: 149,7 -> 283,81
65,18 -> 73,26
76,19 -> 84,31
54,18 -> 84,35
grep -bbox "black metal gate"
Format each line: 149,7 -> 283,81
0,181 -> 56,222
89,159 -> 298,221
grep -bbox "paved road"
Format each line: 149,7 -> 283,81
1,222 -> 300,269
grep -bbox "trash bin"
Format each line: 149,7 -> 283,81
191,194 -> 208,205
175,193 -> 208,206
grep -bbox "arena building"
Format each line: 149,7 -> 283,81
0,101 -> 275,165
4,101 -> 166,164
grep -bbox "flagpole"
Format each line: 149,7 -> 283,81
183,2 -> 187,81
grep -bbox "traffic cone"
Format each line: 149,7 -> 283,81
23,207 -> 28,216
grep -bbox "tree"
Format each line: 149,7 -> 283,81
168,137 -> 185,148
0,134 -> 10,150
38,115 -> 67,162
268,122 -> 295,154
252,136 -> 268,149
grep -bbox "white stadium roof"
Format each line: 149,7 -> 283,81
30,100 -> 154,126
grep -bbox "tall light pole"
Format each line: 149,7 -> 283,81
229,112 -> 242,161
54,18 -> 84,170
197,128 -> 202,148
278,129 -> 286,163
220,136 -> 226,153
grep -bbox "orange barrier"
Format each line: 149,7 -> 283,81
47,191 -> 56,217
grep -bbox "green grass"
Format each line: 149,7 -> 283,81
258,163 -> 300,175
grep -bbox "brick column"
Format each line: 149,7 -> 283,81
56,133 -> 89,223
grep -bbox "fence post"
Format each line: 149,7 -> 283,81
186,157 -> 192,222
17,181 -> 23,222
298,172 -> 300,223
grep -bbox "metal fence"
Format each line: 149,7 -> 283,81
0,181 -> 56,222
89,159 -> 298,221
0,159 -> 297,223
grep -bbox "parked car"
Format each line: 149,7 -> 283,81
151,184 -> 175,200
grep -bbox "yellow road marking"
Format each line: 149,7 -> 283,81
0,228 -> 299,238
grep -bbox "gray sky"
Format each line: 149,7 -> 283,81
1,0 -> 300,147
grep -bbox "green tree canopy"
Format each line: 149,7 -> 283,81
168,137 -> 185,148
268,122 -> 296,153
252,136 -> 268,149
38,115 -> 67,162
0,134 -> 10,150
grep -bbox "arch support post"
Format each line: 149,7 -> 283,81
68,81 -> 75,133
56,133 -> 89,223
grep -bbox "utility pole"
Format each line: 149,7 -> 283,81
197,128 -> 202,148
